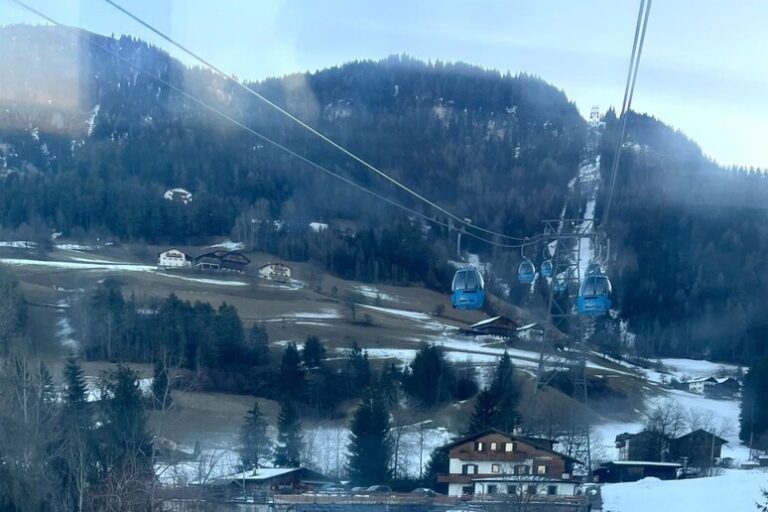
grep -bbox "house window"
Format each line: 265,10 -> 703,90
506,485 -> 517,495
462,485 -> 474,496
514,465 -> 530,475
491,464 -> 501,473
487,485 -> 498,494
537,465 -> 547,475
462,464 -> 478,475
527,485 -> 537,495
547,485 -> 557,496
490,442 -> 498,451
505,442 -> 515,452
475,442 -> 485,452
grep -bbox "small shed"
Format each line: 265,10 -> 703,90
258,262 -> 292,282
466,316 -> 522,338
593,461 -> 680,483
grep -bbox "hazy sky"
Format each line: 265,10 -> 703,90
4,0 -> 767,168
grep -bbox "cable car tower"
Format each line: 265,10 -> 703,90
530,106 -> 610,473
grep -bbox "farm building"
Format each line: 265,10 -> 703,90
670,429 -> 728,468
593,461 -> 680,483
206,467 -> 335,499
257,262 -> 292,282
193,250 -> 251,273
466,316 -> 522,338
157,248 -> 192,269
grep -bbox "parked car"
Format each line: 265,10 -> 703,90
410,488 -> 439,497
316,484 -> 348,495
350,486 -> 368,493
366,485 -> 393,493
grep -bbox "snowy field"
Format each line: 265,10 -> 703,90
0,257 -> 249,286
602,470 -> 768,512
659,358 -> 742,380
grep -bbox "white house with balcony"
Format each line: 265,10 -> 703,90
157,248 -> 192,269
438,429 -> 581,498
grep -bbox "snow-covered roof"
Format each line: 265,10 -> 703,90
223,467 -> 302,481
684,376 -> 717,384
471,316 -> 501,328
603,461 -> 681,467
516,322 -> 542,331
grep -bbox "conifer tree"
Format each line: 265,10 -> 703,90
273,399 -> 303,467
347,389 -> 392,485
239,401 -> 271,470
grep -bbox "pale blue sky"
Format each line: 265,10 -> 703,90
4,0 -> 767,168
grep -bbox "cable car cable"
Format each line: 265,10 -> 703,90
601,0 -> 652,230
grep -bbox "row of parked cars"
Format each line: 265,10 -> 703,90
310,484 -> 440,497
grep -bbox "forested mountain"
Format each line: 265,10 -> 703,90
598,112 -> 768,363
0,24 -> 583,248
3,25 -> 768,364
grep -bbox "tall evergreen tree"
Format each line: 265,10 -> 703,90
467,388 -> 497,435
273,399 -> 303,467
403,344 -> 455,407
279,343 -> 305,399
151,359 -> 171,409
239,401 -> 271,470
347,389 -> 392,486
424,444 -> 450,492
100,365 -> 152,467
489,351 -> 520,432
63,357 -> 89,414
59,357 -> 93,512
302,336 -> 326,368
249,323 -> 270,366
347,341 -> 371,390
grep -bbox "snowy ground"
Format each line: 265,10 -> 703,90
157,424 -> 453,486
355,285 -> 397,302
601,470 -> 768,512
659,358 -> 743,380
208,240 -> 245,251
0,257 -> 249,286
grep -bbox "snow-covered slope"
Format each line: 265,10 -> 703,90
602,471 -> 767,512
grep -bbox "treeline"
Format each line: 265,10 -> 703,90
77,281 -> 481,415
0,354 -> 154,511
238,219 -> 455,288
597,111 -> 768,364
0,266 -> 27,355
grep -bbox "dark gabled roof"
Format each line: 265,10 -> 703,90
444,429 -> 582,465
220,251 -> 251,264
675,429 -> 728,444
